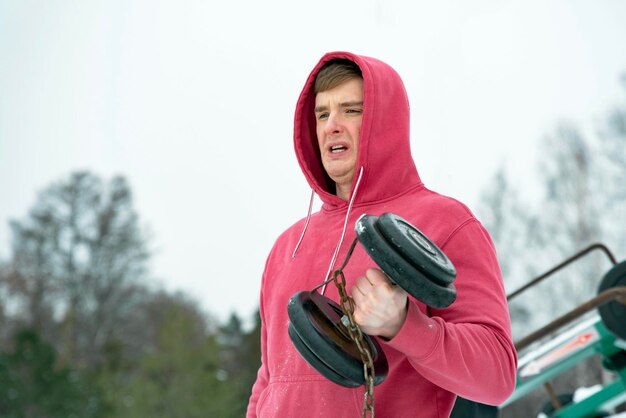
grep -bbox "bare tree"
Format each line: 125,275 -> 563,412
531,124 -> 606,318
597,80 -> 626,254
482,87 -> 626,416
476,167 -> 536,339
3,171 -> 150,368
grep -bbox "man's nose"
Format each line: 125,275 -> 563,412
324,113 -> 343,135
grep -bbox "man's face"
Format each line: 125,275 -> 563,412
314,77 -> 364,196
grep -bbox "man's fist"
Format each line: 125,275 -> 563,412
350,268 -> 408,339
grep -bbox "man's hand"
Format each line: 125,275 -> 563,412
350,268 -> 408,339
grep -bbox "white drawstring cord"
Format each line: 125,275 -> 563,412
291,188 -> 316,259
321,166 -> 364,295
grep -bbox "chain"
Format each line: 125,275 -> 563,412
330,238 -> 376,418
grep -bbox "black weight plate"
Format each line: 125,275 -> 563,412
288,323 -> 359,387
355,214 -> 457,308
287,291 -> 387,386
597,260 -> 626,340
287,292 -> 364,386
376,213 -> 456,286
287,290 -> 388,387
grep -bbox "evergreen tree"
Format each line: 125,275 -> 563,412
98,292 -> 238,418
0,329 -> 105,418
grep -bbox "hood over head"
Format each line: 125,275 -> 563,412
294,51 -> 422,209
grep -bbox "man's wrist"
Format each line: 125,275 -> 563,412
379,298 -> 409,340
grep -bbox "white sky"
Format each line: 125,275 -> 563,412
1,1 -> 626,323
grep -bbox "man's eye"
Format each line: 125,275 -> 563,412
317,113 -> 329,120
346,108 -> 363,114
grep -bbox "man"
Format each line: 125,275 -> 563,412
247,52 -> 517,418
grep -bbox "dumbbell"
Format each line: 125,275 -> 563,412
287,212 -> 457,387
597,260 -> 626,340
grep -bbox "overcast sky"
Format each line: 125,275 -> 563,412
1,1 -> 626,323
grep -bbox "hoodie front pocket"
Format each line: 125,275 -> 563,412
257,376 -> 361,418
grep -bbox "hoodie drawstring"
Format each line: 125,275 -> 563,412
291,188 -> 316,259
321,166 -> 364,295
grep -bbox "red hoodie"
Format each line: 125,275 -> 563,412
247,52 -> 517,418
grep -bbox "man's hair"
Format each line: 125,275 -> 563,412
314,59 -> 362,94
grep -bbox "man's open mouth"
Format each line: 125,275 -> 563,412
330,144 -> 347,153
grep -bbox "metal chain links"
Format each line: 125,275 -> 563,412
331,238 -> 376,418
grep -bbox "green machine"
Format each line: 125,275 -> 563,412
501,243 -> 626,417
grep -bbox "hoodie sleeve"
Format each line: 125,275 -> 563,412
246,263 -> 271,417
382,219 -> 517,405
246,302 -> 268,417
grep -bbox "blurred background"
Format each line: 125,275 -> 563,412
1,1 -> 625,416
